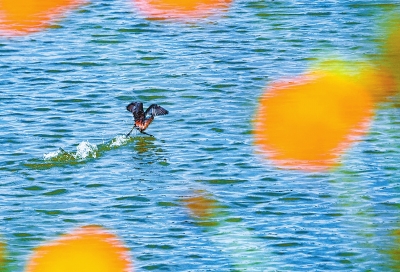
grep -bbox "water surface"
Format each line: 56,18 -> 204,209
1,0 -> 400,271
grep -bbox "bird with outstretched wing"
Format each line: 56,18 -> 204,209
126,102 -> 169,137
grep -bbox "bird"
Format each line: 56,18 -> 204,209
126,102 -> 169,137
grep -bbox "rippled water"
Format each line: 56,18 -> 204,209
1,1 -> 400,271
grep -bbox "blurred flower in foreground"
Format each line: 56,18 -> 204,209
254,67 -> 374,171
313,60 -> 397,103
0,239 -> 6,269
386,228 -> 400,270
132,0 -> 232,20
379,15 -> 400,94
183,190 -> 219,223
356,65 -> 397,103
0,0 -> 84,36
25,225 -> 133,272
183,190 -> 271,270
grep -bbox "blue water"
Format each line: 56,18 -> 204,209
1,0 -> 400,271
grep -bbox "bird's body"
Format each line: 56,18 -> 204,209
126,102 -> 168,137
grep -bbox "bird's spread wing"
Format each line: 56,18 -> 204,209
127,102 -> 145,120
126,102 -> 143,113
145,104 -> 169,117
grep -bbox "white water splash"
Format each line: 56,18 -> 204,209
109,135 -> 130,147
43,141 -> 98,161
43,150 -> 62,160
74,141 -> 98,159
42,136 -> 129,162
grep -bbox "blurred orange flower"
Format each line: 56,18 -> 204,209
183,191 -> 218,219
387,229 -> 400,270
380,16 -> 400,93
254,70 -> 374,171
0,240 -> 5,269
25,225 -> 133,272
132,0 -> 232,20
0,0 -> 84,35
357,65 -> 397,102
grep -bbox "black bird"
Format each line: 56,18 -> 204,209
126,102 -> 169,137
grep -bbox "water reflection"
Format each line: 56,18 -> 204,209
132,136 -> 159,155
129,136 -> 168,168
0,0 -> 84,36
25,225 -> 133,272
131,0 -> 232,20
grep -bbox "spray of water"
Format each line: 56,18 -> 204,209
24,135 -> 136,169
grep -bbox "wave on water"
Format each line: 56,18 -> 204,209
24,135 -> 134,169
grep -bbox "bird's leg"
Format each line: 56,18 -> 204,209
140,131 -> 154,137
126,125 -> 137,137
